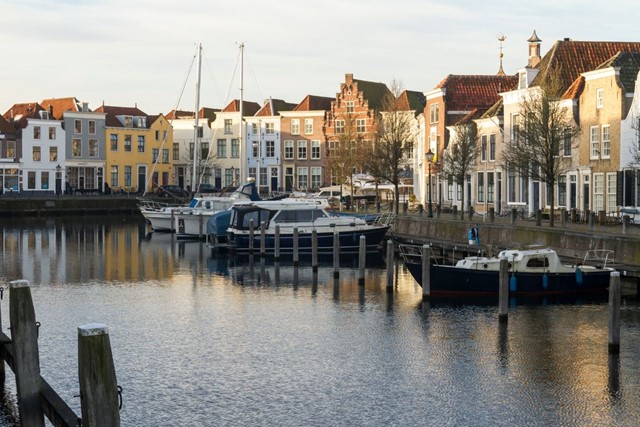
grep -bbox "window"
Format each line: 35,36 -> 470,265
74,120 -> 82,134
265,140 -> 275,158
124,166 -> 132,187
33,146 -> 41,162
7,141 -> 15,158
49,146 -> 57,161
251,123 -> 257,135
297,140 -> 307,159
311,167 -> 321,189
511,114 -> 519,143
224,119 -> 232,134
27,171 -> 36,189
216,139 -> 226,158
152,148 -> 159,163
225,168 -> 234,186
526,257 -> 549,268
558,175 -> 567,207
590,126 -> 600,159
252,140 -> 259,157
487,172 -> 494,203
356,119 -> 366,133
477,172 -> 484,202
88,120 -> 96,134
155,130 -> 160,141
519,72 -> 527,90
260,167 -> 267,187
596,88 -> 604,109
265,122 -> 274,135
72,138 -> 81,157
563,128 -> 572,156
248,167 -> 257,182
429,103 -> 439,124
311,140 -> 321,159
291,119 -> 300,135
137,135 -> 145,152
607,173 -> 617,212
201,142 -> 209,160
48,127 -> 56,139
593,173 -> 604,211
124,116 -> 133,127
162,149 -> 169,164
297,167 -> 308,190
33,126 -> 41,139
110,134 -> 118,151
41,171 -> 49,190
447,181 -> 453,200
304,119 -> 313,134
346,101 -> 354,113
231,139 -> 239,158
173,143 -> 179,160
284,140 -> 294,159
111,166 -> 118,187
489,134 -> 496,161
481,135 -> 487,162
601,125 -> 611,159
335,120 -> 345,134
124,135 -> 132,152
89,139 -> 98,157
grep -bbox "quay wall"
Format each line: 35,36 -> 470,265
0,196 -> 141,217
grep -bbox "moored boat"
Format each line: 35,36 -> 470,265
400,245 -> 615,296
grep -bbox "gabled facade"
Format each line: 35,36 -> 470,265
40,97 -> 83,120
280,95 -> 333,191
22,111 -> 66,194
394,89 -> 425,198
0,114 -> 18,192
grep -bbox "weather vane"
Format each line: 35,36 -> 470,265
497,33 -> 506,76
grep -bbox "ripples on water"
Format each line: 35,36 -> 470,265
1,216 -> 640,426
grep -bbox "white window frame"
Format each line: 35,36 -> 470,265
291,119 -> 300,135
297,140 -> 307,160
356,119 -> 366,133
606,173 -> 617,213
311,140 -> 321,159
265,122 -> 275,135
284,140 -> 294,160
335,120 -> 345,134
304,118 -> 313,134
346,101 -> 355,113
601,124 -> 611,159
596,88 -> 604,109
593,173 -> 604,212
590,126 -> 600,159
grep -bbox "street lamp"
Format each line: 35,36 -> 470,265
426,149 -> 435,218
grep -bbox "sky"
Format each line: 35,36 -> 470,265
2,0 -> 638,116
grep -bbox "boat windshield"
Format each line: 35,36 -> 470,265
273,209 -> 325,223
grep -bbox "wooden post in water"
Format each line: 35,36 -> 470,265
623,215 -> 630,235
199,213 -> 204,240
311,229 -> 318,272
510,208 -> 517,225
421,244 -> 430,299
78,323 -> 121,427
358,235 -> 366,286
274,225 -> 281,261
498,256 -> 509,323
170,209 -> 175,233
589,211 -> 596,231
249,219 -> 255,254
293,227 -> 299,266
9,280 -> 44,426
386,239 -> 394,291
0,285 -> 4,382
260,221 -> 266,257
333,231 -> 340,278
608,271 -> 621,354
489,207 -> 495,224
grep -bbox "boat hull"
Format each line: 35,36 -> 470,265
404,262 -> 612,296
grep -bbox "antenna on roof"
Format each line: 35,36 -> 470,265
497,33 -> 506,76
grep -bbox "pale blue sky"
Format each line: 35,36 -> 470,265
1,0 -> 636,115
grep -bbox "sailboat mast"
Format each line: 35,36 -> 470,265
239,42 -> 244,185
191,43 -> 202,193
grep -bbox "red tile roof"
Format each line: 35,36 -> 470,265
0,114 -> 15,135
396,90 -> 426,112
40,97 -> 81,119
94,105 -> 147,127
2,102 -> 45,129
293,95 -> 334,112
435,75 -> 518,111
562,76 -> 585,100
255,99 -> 297,116
222,100 -> 261,115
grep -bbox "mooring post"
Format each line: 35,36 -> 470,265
589,211 -> 596,231
293,227 -> 299,266
249,219 -> 255,254
0,285 -> 5,382
622,215 -> 630,235
274,225 -> 280,261
489,207 -> 495,224
510,208 -> 517,225
9,280 -> 44,426
386,240 -> 394,291
311,229 -> 318,272
358,235 -> 366,286
333,231 -> 340,278
608,271 -> 621,354
421,244 -> 430,299
499,256 -> 509,323
78,323 -> 120,427
260,221 -> 266,257
199,213 -> 204,240
170,209 -> 175,233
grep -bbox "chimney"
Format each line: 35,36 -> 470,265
345,73 -> 354,83
527,30 -> 542,67
48,105 -> 54,118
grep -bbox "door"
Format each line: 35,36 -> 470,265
138,166 -> 146,193
270,167 -> 278,192
569,175 -> 577,209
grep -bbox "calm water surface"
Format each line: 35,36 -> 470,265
1,216 -> 640,426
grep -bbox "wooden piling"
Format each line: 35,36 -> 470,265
311,229 -> 318,272
358,235 -> 366,286
9,280 -> 44,426
333,231 -> 340,278
498,256 -> 509,323
293,227 -> 299,266
78,323 -> 121,427
198,213 -> 204,240
0,285 -> 4,382
510,208 -> 517,225
421,244 -> 430,299
170,209 -> 175,233
260,221 -> 266,257
274,225 -> 281,261
489,207 -> 495,224
249,219 -> 255,254
608,271 -> 621,354
623,215 -> 630,235
386,239 -> 394,291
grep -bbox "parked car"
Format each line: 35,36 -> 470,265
157,185 -> 188,198
196,183 -> 221,194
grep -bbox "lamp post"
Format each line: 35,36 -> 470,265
230,166 -> 235,187
426,149 -> 434,218
55,164 -> 62,196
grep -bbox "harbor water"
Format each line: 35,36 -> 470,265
1,216 -> 640,426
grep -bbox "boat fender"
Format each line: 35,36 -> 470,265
542,273 -> 548,290
509,274 -> 517,293
575,267 -> 583,286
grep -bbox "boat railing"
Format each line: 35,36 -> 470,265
138,199 -> 183,211
582,249 -> 615,268
375,212 -> 396,226
398,243 -> 441,265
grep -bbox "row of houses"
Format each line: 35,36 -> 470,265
2,31 -> 640,216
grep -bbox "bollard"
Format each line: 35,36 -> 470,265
78,324 -> 121,427
311,229 -> 318,272
435,204 -> 441,219
9,280 -> 44,426
293,227 -> 299,266
260,221 -> 266,257
623,215 -> 630,235
510,208 -> 517,225
536,209 -> 542,226
249,219 -> 255,254
274,225 -> 281,261
386,240 -> 394,291
452,205 -> 458,218
489,207 -> 495,224
498,256 -> 509,323
421,244 -> 430,299
561,209 -> 567,228
358,235 -> 366,286
274,261 -> 280,284
608,272 -> 621,354
589,211 -> 596,230
333,231 -> 340,278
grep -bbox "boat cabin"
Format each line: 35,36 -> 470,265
229,200 -> 329,230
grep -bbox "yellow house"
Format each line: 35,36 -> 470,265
96,105 -> 174,193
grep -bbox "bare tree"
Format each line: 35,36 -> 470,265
501,72 -> 579,227
442,123 -> 479,220
367,79 -> 415,214
326,114 -> 365,209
